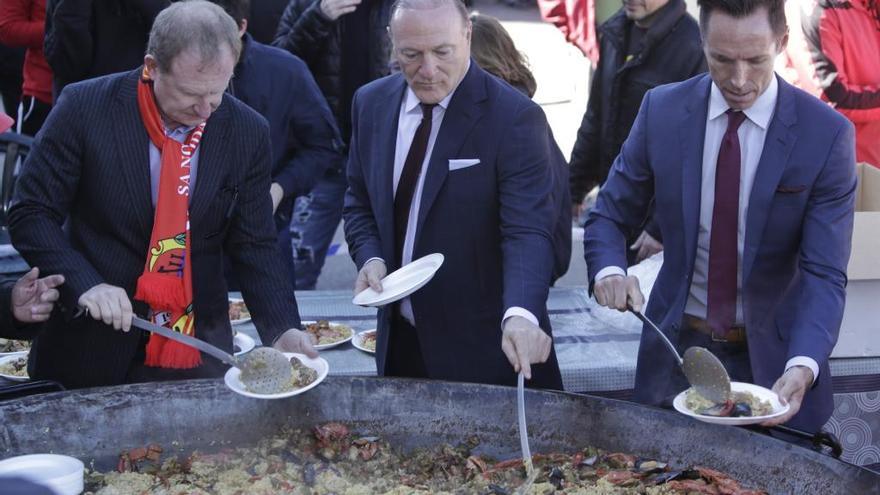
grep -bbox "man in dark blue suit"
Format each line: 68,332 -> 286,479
343,0 -> 563,388
8,1 -> 317,388
585,0 -> 856,432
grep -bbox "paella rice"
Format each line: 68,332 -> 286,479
85,423 -> 767,494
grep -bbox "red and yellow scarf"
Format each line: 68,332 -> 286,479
134,69 -> 205,369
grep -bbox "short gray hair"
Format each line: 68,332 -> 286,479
147,0 -> 242,73
390,0 -> 470,31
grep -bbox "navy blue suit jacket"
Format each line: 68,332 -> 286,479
8,70 -> 302,388
585,74 -> 856,431
344,63 -> 563,389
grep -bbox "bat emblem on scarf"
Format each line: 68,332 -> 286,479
149,233 -> 187,271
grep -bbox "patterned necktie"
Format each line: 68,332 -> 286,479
394,103 -> 435,265
707,109 -> 747,335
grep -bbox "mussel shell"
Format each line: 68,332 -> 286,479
730,402 -> 753,417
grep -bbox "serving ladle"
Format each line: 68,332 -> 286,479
626,306 -> 731,403
132,316 -> 292,394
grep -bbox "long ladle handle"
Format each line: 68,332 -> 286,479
132,316 -> 238,366
627,305 -> 683,366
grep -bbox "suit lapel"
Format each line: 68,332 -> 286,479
415,63 -> 486,238
189,100 -> 231,223
743,77 -> 797,281
112,70 -> 153,238
680,76 -> 711,270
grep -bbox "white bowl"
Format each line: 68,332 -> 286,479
224,352 -> 328,400
673,381 -> 790,426
0,454 -> 84,495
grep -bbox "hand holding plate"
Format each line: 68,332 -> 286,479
273,328 -> 319,358
354,259 -> 386,295
761,366 -> 813,427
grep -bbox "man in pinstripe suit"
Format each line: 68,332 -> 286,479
7,1 -> 316,388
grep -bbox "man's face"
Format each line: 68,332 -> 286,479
623,0 -> 670,24
145,46 -> 236,128
390,4 -> 471,104
703,7 -> 787,110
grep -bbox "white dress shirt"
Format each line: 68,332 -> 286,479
597,77 -> 818,382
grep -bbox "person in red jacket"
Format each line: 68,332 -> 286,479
0,0 -> 52,137
781,0 -> 880,167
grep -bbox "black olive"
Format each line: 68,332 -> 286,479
549,466 -> 565,489
486,484 -> 510,495
731,402 -> 753,417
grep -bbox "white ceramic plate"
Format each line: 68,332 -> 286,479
673,381 -> 790,426
229,298 -> 251,326
224,352 -> 328,400
352,329 -> 377,354
352,253 -> 444,307
301,321 -> 354,350
0,352 -> 29,382
232,332 -> 255,356
0,454 -> 84,495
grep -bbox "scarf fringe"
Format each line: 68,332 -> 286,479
145,336 -> 202,369
134,272 -> 188,312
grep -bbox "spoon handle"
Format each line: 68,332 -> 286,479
627,305 -> 683,365
132,317 -> 238,366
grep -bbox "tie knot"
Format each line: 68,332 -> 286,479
420,103 -> 435,120
725,109 -> 747,133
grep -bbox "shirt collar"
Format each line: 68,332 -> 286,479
708,75 -> 778,130
403,60 -> 470,115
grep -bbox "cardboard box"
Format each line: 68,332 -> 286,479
832,163 -> 880,357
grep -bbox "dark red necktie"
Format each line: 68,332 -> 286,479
394,103 -> 435,265
707,109 -> 747,335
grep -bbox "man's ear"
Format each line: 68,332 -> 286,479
143,55 -> 158,80
777,26 -> 789,54
239,18 -> 248,37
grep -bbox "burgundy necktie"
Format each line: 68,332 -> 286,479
394,103 -> 435,265
706,109 -> 747,336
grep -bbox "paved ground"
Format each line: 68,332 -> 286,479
315,0 -> 592,291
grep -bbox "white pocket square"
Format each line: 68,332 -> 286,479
448,159 -> 480,171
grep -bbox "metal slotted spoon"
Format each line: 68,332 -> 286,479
132,317 -> 292,394
626,306 -> 731,403
516,372 -> 539,495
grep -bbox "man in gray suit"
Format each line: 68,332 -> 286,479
9,1 -> 316,388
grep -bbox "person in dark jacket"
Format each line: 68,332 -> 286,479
211,0 -> 343,286
247,0 -> 289,44
470,12 -> 572,284
0,44 -> 24,115
44,0 -> 170,100
569,0 -> 705,264
273,0 -> 392,289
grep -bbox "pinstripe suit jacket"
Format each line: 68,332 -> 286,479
8,70 -> 301,388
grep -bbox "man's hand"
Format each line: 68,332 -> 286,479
10,267 -> 65,324
270,183 -> 284,214
594,275 -> 645,312
78,283 -> 133,331
630,230 -> 663,263
273,328 -> 319,358
354,259 -> 386,295
320,0 -> 361,20
500,315 -> 552,380
762,366 -> 814,427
